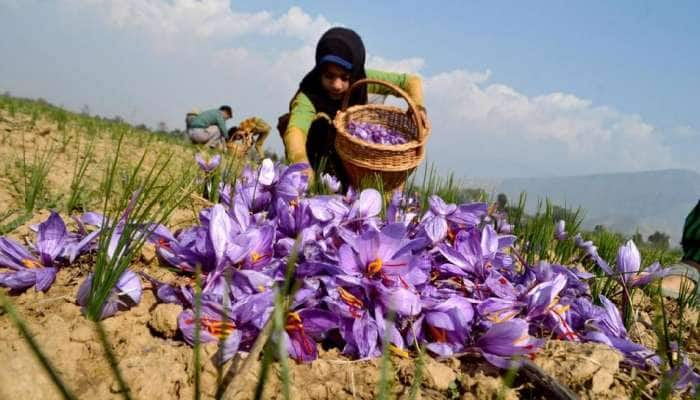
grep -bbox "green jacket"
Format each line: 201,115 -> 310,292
287,69 -> 412,136
188,109 -> 229,139
682,200 -> 700,262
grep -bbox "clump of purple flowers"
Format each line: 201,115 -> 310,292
348,121 -> 408,145
137,157 -> 697,393
2,156 -> 695,395
0,212 -> 94,292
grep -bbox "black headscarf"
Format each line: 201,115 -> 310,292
298,27 -> 368,118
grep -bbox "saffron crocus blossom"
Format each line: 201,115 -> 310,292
76,269 -> 142,320
320,173 -> 341,193
554,220 -> 567,241
416,296 -> 474,356
421,196 -> 457,243
581,296 -> 661,367
178,299 -> 243,364
0,212 -> 72,292
339,223 -> 426,286
195,153 -> 221,173
476,318 -> 543,368
132,152 -> 692,389
386,191 -> 418,227
667,354 -> 700,395
284,308 -> 339,362
615,240 -> 669,287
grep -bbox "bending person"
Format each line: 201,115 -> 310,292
280,27 -> 428,185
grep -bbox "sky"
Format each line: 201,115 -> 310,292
0,0 -> 698,179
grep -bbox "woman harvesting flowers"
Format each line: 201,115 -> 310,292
280,27 -> 429,186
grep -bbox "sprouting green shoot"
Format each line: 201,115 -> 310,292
66,134 -> 96,212
0,292 -> 78,400
17,132 -> 55,212
85,131 -> 194,321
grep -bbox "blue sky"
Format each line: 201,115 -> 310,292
0,0 -> 698,178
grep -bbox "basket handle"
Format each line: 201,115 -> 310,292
341,78 -> 426,141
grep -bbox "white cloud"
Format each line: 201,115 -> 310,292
424,69 -> 677,176
71,0 -> 330,51
366,56 -> 426,74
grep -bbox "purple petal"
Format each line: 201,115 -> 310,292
298,308 -> 339,338
554,220 -> 567,241
616,240 -> 640,276
476,318 -> 542,357
0,237 -> 36,270
258,159 -> 275,185
486,271 -> 518,300
428,195 -> 456,216
380,286 -> 422,317
0,270 -> 37,291
480,225 -> 499,257
355,189 -> 382,218
425,311 -> 455,330
34,267 -> 57,292
352,313 -> 380,358
36,212 -> 67,266
115,269 -> 142,305
425,216 -> 448,243
215,330 -> 242,365
209,204 -> 232,267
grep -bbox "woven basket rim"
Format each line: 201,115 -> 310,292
333,104 -> 430,152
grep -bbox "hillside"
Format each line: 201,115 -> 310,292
495,169 -> 700,246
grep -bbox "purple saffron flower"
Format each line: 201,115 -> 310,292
615,240 -> 669,287
421,196 -> 457,243
36,212 -> 68,266
476,318 -> 543,368
667,354 -> 700,395
195,153 -> 221,173
320,173 -> 341,193
554,220 -> 567,241
76,269 -> 143,319
0,212 -> 72,292
178,299 -> 243,364
284,308 -> 339,362
418,296 -> 475,356
338,223 -> 426,286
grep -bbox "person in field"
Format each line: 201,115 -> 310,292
663,199 -> 700,302
279,27 -> 429,184
186,105 -> 233,148
229,116 -> 271,158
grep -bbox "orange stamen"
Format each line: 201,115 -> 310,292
187,316 -> 236,339
367,258 -> 383,276
447,228 -> 456,243
285,311 -> 304,332
22,259 -> 41,269
338,287 -> 364,318
250,251 -> 263,264
428,325 -> 448,343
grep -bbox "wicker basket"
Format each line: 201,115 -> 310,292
333,79 -> 429,191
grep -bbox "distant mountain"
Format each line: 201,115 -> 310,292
491,169 -> 700,247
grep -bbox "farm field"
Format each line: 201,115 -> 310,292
0,95 -> 697,400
